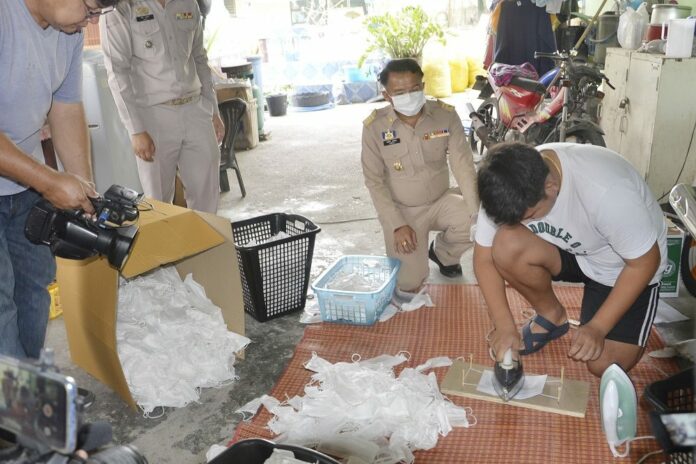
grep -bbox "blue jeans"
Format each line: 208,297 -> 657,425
0,189 -> 56,359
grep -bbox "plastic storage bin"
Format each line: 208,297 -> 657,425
644,367 -> 695,464
232,213 -> 320,322
311,255 -> 400,325
209,439 -> 339,464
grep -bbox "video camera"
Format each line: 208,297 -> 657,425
24,185 -> 142,269
0,351 -> 148,463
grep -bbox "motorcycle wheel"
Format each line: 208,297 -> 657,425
680,234 -> 696,297
546,127 -> 606,146
469,97 -> 500,161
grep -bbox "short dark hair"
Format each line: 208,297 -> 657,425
477,142 -> 549,225
379,58 -> 424,87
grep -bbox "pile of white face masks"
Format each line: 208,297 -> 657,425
325,269 -> 386,292
117,266 -> 251,415
236,353 -> 474,464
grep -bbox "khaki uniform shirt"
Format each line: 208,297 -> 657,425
99,0 -> 218,135
361,100 -> 478,231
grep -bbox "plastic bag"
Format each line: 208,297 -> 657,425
423,41 -> 452,98
617,4 -> 648,50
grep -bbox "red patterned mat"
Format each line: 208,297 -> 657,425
233,284 -> 680,463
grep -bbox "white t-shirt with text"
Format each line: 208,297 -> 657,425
475,143 -> 667,286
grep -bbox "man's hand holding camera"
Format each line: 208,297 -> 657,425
38,172 -> 97,214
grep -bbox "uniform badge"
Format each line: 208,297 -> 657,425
382,130 -> 400,146
393,161 -> 403,171
135,6 -> 150,15
423,128 -> 450,140
176,12 -> 193,19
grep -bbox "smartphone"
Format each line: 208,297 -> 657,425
0,354 -> 78,454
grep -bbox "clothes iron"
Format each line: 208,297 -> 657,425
599,364 -> 637,457
492,349 -> 525,401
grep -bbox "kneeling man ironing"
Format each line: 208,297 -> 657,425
473,142 -> 666,377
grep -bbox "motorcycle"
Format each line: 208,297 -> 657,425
467,51 -> 612,158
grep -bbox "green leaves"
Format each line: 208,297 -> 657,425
358,6 -> 444,68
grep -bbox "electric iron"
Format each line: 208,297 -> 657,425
492,349 -> 525,401
600,364 -> 637,457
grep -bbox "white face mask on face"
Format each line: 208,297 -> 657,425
390,90 -> 426,117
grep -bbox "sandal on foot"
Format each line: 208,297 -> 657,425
519,313 -> 570,355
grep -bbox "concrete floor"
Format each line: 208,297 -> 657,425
45,100 -> 695,463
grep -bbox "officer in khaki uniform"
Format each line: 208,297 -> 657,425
362,59 -> 478,292
100,0 -> 223,213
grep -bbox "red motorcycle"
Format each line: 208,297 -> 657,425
468,51 -> 609,157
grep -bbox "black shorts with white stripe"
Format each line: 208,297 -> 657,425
552,247 -> 659,347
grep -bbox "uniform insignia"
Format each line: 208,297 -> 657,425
381,130 -> 396,141
437,100 -> 455,112
176,12 -> 193,19
135,6 -> 150,15
136,14 -> 154,21
363,110 -> 377,127
393,161 -> 403,171
423,129 -> 450,140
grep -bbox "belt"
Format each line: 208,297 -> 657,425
163,95 -> 198,106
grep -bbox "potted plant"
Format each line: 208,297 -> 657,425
358,6 -> 445,68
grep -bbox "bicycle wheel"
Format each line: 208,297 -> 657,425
680,234 -> 696,297
469,97 -> 501,161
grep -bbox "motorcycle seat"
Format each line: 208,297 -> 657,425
509,76 -> 547,95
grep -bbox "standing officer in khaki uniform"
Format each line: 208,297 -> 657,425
361,59 -> 478,292
100,0 -> 223,213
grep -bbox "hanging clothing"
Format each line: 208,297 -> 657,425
493,0 -> 558,76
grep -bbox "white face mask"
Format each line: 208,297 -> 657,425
390,90 -> 426,116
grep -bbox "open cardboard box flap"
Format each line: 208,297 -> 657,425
56,200 -> 245,409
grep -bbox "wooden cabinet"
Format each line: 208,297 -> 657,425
600,48 -> 696,201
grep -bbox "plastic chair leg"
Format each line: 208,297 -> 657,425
234,166 -> 246,197
219,168 -> 230,193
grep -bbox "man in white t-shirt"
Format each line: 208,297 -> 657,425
473,142 -> 667,377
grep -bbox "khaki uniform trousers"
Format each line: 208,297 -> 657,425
136,98 -> 220,213
382,191 -> 474,291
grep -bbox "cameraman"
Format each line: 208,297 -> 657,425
0,0 -> 120,359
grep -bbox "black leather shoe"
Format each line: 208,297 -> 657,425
428,242 -> 462,278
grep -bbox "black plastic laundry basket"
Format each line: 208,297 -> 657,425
644,367 -> 695,464
232,213 -> 320,322
209,438 -> 339,464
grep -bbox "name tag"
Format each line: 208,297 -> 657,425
423,129 -> 450,140
383,138 -> 400,146
136,14 -> 154,21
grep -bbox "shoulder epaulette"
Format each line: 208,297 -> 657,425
437,100 -> 455,112
363,110 -> 378,127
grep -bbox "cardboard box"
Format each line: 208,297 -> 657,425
215,83 -> 259,151
235,98 -> 259,151
56,200 -> 245,409
215,82 -> 253,103
660,218 -> 684,297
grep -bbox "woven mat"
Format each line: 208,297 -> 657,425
233,284 -> 680,463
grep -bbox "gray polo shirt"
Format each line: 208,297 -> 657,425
0,0 -> 84,195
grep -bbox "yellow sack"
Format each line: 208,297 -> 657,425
467,56 -> 486,89
423,41 -> 451,98
447,37 -> 469,92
